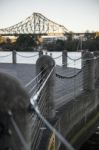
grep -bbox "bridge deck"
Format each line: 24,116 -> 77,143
0,63 -> 83,110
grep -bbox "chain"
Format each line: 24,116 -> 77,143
56,68 -> 83,79
16,52 -> 39,58
53,54 -> 62,59
67,55 -> 82,61
0,53 -> 12,57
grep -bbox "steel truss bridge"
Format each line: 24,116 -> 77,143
0,12 -> 68,36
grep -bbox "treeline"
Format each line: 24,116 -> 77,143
44,32 -> 99,51
44,37 -> 99,51
0,35 -> 39,51
0,33 -> 99,51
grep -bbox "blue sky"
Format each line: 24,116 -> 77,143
0,0 -> 99,32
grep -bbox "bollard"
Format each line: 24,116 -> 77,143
45,51 -> 48,55
36,55 -> 55,119
39,50 -> 43,57
82,51 -> 95,91
12,50 -> 16,64
50,52 -> 52,57
81,49 -> 89,68
62,50 -> 67,67
0,73 -> 30,150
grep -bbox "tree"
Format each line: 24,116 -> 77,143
0,36 -> 5,44
55,39 -> 65,51
6,37 -> 11,44
67,31 -> 73,41
84,30 -> 96,40
43,39 -> 66,51
15,35 -> 37,51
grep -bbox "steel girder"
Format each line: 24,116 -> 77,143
0,12 -> 68,35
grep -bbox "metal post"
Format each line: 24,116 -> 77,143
39,51 -> 43,57
12,50 -> 16,64
82,51 -> 95,91
50,53 -> 52,57
62,50 -> 67,67
36,55 -> 55,119
81,49 -> 88,68
45,51 -> 48,55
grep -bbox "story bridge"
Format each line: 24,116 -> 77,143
0,50 -> 99,150
0,12 -> 68,36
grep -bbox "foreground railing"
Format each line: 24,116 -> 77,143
0,50 -> 99,150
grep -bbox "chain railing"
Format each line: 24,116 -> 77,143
0,52 -> 12,57
56,68 -> 83,79
1,51 -> 99,150
8,110 -> 30,150
30,66 -> 75,150
67,55 -> 82,61
53,54 -> 62,59
16,52 -> 39,58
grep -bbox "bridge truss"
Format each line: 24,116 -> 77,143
0,12 -> 68,36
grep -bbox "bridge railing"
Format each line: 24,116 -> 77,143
30,55 -> 75,150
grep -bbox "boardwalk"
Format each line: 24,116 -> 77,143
0,50 -> 99,150
0,63 -> 83,110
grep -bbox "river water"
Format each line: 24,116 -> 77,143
0,51 -> 81,69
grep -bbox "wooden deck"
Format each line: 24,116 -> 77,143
0,63 -> 83,110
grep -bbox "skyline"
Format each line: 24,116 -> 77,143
0,0 -> 99,33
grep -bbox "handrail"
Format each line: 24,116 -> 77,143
8,110 -> 30,150
30,66 -> 75,150
16,52 -> 39,58
0,53 -> 12,57
30,66 -> 55,100
32,105 -> 75,150
25,66 -> 48,88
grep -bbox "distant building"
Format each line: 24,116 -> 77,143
72,34 -> 87,41
41,35 -> 67,43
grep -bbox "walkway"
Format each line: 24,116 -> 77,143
0,63 -> 83,110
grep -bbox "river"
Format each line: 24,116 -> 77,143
0,51 -> 81,69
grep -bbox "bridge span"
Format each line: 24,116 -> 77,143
0,12 -> 68,36
0,50 -> 99,150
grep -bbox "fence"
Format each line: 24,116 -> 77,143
0,50 -> 99,150
0,50 -> 81,68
